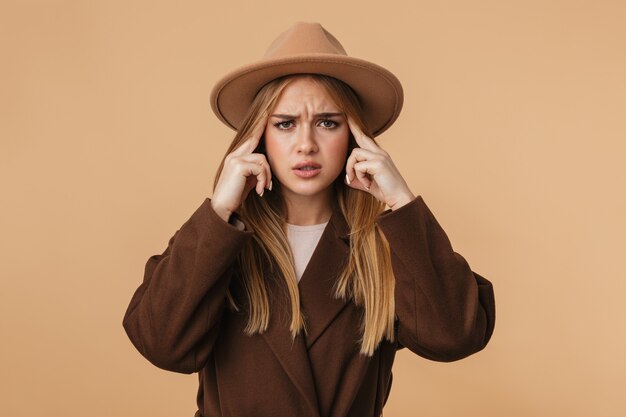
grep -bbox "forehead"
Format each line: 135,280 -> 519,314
272,77 -> 339,111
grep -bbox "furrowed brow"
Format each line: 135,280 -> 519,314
316,112 -> 344,118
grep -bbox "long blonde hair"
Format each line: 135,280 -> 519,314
213,74 -> 396,356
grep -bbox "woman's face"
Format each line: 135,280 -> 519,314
263,77 -> 350,202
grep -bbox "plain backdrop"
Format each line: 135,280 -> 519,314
1,1 -> 625,416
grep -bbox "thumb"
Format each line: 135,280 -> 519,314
345,175 -> 370,192
241,176 -> 258,200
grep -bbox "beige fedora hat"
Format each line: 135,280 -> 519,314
209,22 -> 404,137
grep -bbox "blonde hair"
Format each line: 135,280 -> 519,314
213,74 -> 396,356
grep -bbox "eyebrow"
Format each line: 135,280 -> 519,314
270,112 -> 344,119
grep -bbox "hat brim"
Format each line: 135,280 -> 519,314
209,53 -> 403,138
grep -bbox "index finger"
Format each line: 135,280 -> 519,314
347,116 -> 378,151
232,111 -> 269,156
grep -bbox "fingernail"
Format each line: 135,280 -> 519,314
345,174 -> 351,184
259,189 -> 264,197
268,180 -> 273,191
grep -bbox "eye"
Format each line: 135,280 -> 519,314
319,119 -> 338,129
274,120 -> 294,130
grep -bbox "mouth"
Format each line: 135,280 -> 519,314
292,161 -> 322,170
292,161 -> 322,178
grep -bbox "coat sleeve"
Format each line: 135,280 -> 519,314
376,195 -> 496,362
122,198 -> 253,374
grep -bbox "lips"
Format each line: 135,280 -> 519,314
292,161 -> 322,178
292,161 -> 321,170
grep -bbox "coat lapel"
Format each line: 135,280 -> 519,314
260,202 -> 352,417
260,304 -> 321,417
297,202 -> 351,349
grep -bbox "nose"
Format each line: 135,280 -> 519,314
296,124 -> 318,154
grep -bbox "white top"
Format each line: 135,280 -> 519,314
286,221 -> 329,282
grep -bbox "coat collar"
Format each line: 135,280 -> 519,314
260,201 -> 352,417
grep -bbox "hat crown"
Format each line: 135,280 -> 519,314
263,22 -> 348,59
210,21 -> 403,137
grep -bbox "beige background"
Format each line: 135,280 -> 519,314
1,0 -> 625,416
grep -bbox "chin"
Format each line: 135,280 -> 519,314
289,187 -> 330,197
281,181 -> 335,198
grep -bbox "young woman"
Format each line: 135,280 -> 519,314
123,22 -> 496,417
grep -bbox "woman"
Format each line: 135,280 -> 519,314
123,22 -> 496,417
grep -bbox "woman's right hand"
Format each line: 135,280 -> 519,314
211,112 -> 272,223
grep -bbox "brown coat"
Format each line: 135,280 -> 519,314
123,195 -> 496,417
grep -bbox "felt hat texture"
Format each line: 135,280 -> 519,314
209,22 -> 404,137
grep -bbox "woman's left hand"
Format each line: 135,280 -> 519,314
345,116 -> 416,210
